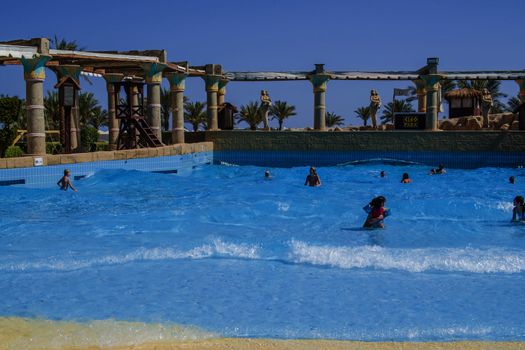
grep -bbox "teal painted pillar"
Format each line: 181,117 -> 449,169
203,75 -> 220,130
103,73 -> 124,150
144,63 -> 167,140
218,79 -> 228,106
166,73 -> 187,144
21,54 -> 52,155
421,74 -> 442,131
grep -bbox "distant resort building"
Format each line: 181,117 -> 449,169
444,88 -> 482,118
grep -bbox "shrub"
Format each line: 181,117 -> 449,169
81,126 -> 100,152
4,145 -> 24,158
93,141 -> 109,152
46,142 -> 62,155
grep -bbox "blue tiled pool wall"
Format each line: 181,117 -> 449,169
0,151 -> 212,187
214,151 -> 525,169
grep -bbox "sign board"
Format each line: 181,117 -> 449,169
33,157 -> 44,166
394,112 -> 426,130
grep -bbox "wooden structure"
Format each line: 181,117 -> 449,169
113,79 -> 162,150
54,76 -> 81,152
444,88 -> 482,118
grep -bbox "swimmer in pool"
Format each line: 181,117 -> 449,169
304,166 -> 321,187
512,195 -> 525,222
509,176 -> 515,184
57,169 -> 77,192
401,173 -> 411,183
363,196 -> 389,229
430,163 -> 446,175
380,170 -> 386,178
265,170 -> 271,179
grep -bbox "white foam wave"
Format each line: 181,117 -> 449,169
290,240 -> 525,273
1,239 -> 259,272
496,201 -> 514,212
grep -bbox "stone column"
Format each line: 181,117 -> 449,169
421,74 -> 442,131
308,68 -> 330,130
516,79 -> 525,104
56,65 -> 82,152
218,79 -> 228,106
166,73 -> 187,144
103,73 -> 123,150
143,63 -> 167,140
203,75 -> 220,130
413,79 -> 427,112
20,54 -> 52,155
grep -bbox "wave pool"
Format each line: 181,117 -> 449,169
1,163 -> 524,344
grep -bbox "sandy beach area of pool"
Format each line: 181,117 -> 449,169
54,339 -> 525,350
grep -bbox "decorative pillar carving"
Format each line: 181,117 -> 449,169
21,54 -> 52,155
413,79 -> 427,113
103,73 -> 124,150
308,65 -> 330,130
166,73 -> 187,144
143,63 -> 167,140
420,74 -> 442,131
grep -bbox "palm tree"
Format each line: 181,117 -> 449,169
87,107 -> 108,130
354,106 -> 371,126
52,35 -> 85,51
381,100 -> 415,124
507,95 -> 522,112
160,87 -> 171,131
237,101 -> 262,130
457,80 -> 507,113
184,101 -> 206,131
44,90 -> 61,130
269,100 -> 296,130
79,92 -> 101,127
325,111 -> 345,127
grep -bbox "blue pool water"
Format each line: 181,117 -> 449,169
1,163 -> 525,341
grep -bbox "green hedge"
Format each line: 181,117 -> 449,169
46,142 -> 62,155
4,145 -> 24,158
92,141 -> 109,152
81,126 -> 100,151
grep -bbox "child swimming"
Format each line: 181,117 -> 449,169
401,173 -> 411,183
512,195 -> 525,222
57,169 -> 77,192
363,196 -> 390,229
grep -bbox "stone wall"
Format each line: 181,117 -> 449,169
187,131 -> 525,152
0,142 -> 213,170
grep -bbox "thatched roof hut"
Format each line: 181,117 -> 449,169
444,88 -> 482,118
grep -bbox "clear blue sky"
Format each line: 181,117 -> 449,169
1,0 -> 524,128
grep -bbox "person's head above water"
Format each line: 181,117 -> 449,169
510,176 -> 515,184
380,171 -> 385,178
370,196 -> 386,208
310,166 -> 317,175
402,173 -> 410,180
265,170 -> 270,178
514,196 -> 524,206
64,169 -> 70,176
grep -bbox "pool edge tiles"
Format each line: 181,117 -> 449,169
1,317 -> 523,350
0,150 -> 213,187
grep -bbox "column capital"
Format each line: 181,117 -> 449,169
309,74 -> 330,93
218,78 -> 228,93
166,72 -> 188,92
412,79 -> 427,94
143,62 -> 167,84
203,75 -> 221,92
420,74 -> 443,90
103,72 -> 124,84
56,64 -> 82,85
20,54 -> 52,81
